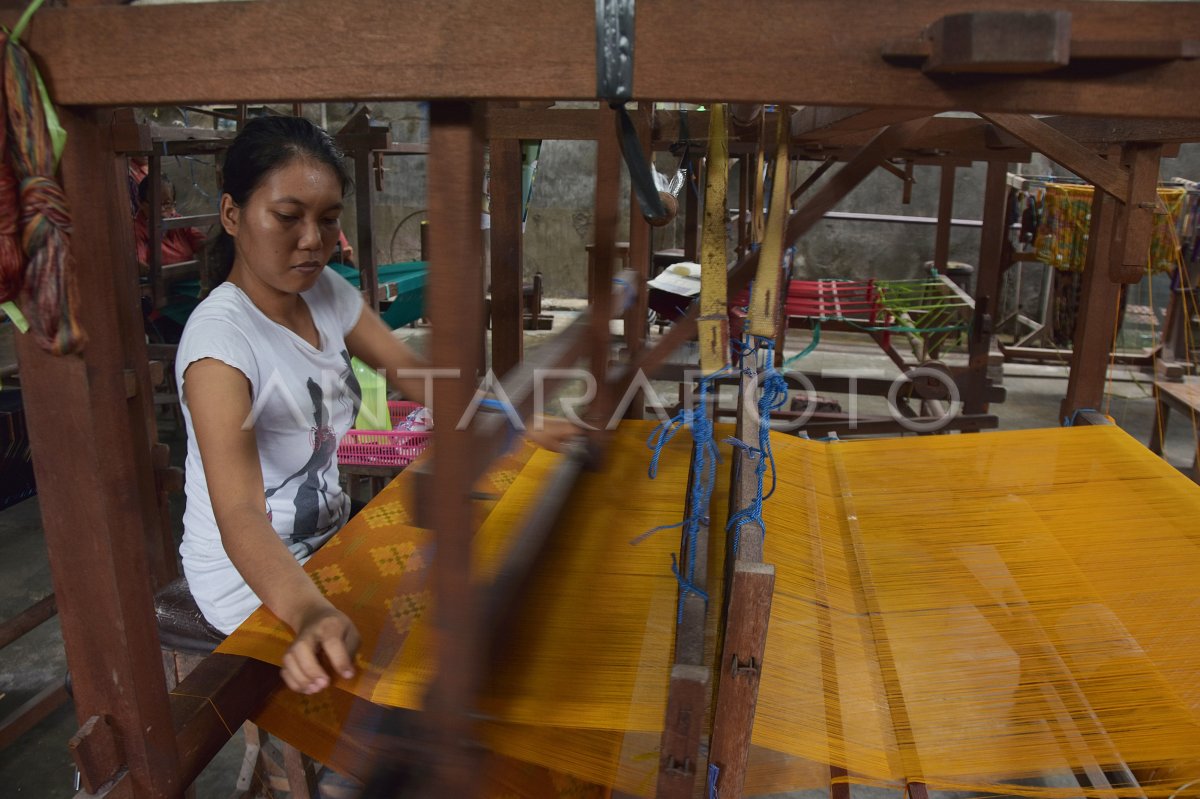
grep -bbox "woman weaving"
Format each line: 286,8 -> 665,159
177,116 -> 571,698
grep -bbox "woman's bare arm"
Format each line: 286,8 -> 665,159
184,358 -> 359,693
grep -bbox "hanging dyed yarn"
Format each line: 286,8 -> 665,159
0,38 -> 21,304
4,27 -> 85,353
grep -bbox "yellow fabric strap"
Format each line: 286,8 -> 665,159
752,114 -> 766,245
698,102 -> 731,374
748,108 -> 790,337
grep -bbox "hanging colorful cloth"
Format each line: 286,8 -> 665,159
4,11 -> 85,354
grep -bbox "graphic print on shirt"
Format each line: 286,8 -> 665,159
264,350 -> 362,557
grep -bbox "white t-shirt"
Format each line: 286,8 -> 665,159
177,268 -> 365,634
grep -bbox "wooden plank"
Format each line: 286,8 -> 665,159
933,165 -> 955,271
924,11 -> 1071,74
1043,115 -> 1200,144
423,101 -> 488,799
69,715 -> 123,793
791,106 -> 929,139
979,113 -> 1130,201
707,562 -> 774,798
586,105 -> 621,427
486,106 -> 599,141
488,102 -> 524,376
965,161 -> 1008,416
623,104 -> 653,418
1111,143 -> 1163,283
16,107 -> 180,798
1061,187 -> 1122,422
0,593 -> 56,649
12,1 -> 1200,119
0,681 -> 69,751
170,654 -> 280,788
656,664 -> 710,799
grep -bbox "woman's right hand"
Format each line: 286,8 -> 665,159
280,603 -> 362,694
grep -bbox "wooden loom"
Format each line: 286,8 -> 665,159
4,2 -> 1200,797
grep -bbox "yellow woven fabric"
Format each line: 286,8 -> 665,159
1035,184 -> 1186,274
219,424 -> 1200,798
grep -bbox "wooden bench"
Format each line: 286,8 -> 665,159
1148,378 -> 1200,482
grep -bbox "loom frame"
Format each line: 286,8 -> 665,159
3,1 -> 1200,796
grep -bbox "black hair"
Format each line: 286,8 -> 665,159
137,173 -> 175,205
213,115 -> 352,283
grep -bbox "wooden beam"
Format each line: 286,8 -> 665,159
933,165 -> 956,271
0,593 -> 56,649
707,562 -> 774,798
489,103 -> 524,376
486,106 -> 599,141
979,113 -> 1129,200
1061,188 -> 1122,423
1110,143 -> 1163,284
586,105 -> 621,430
965,161 -> 1008,416
423,101 -> 488,798
16,107 -> 181,797
624,103 -> 654,417
1042,115 -> 1200,144
9,1 -> 1200,119
791,106 -> 929,139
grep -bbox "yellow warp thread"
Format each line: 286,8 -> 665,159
748,107 -> 791,337
220,424 -> 1200,798
698,102 -> 731,375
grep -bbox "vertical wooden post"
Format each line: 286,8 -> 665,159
683,160 -> 701,263
588,104 -> 622,428
933,165 -> 956,271
489,103 -> 524,377
424,100 -> 487,798
964,161 -> 1007,416
16,107 -> 180,797
623,104 -> 653,418
1061,186 -> 1121,423
352,146 -> 379,311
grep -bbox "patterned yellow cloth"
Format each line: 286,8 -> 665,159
1035,184 -> 1186,274
219,423 -> 1200,798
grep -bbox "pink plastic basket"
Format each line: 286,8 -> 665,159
337,401 -> 431,468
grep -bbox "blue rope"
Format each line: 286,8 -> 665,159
1062,407 -> 1099,427
726,337 -> 788,556
642,374 -> 724,622
707,763 -> 721,798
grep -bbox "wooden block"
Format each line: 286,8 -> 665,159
708,562 -> 775,798
656,664 -> 710,799
70,715 -> 124,794
1111,143 -> 1163,284
926,11 -> 1071,74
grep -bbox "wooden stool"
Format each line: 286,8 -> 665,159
1148,378 -> 1200,483
154,578 -> 319,798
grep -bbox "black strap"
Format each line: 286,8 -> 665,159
612,103 -> 668,224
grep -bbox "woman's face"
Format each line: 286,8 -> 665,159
221,157 -> 344,295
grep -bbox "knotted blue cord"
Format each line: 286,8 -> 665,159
641,374 -> 724,622
726,337 -> 789,556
